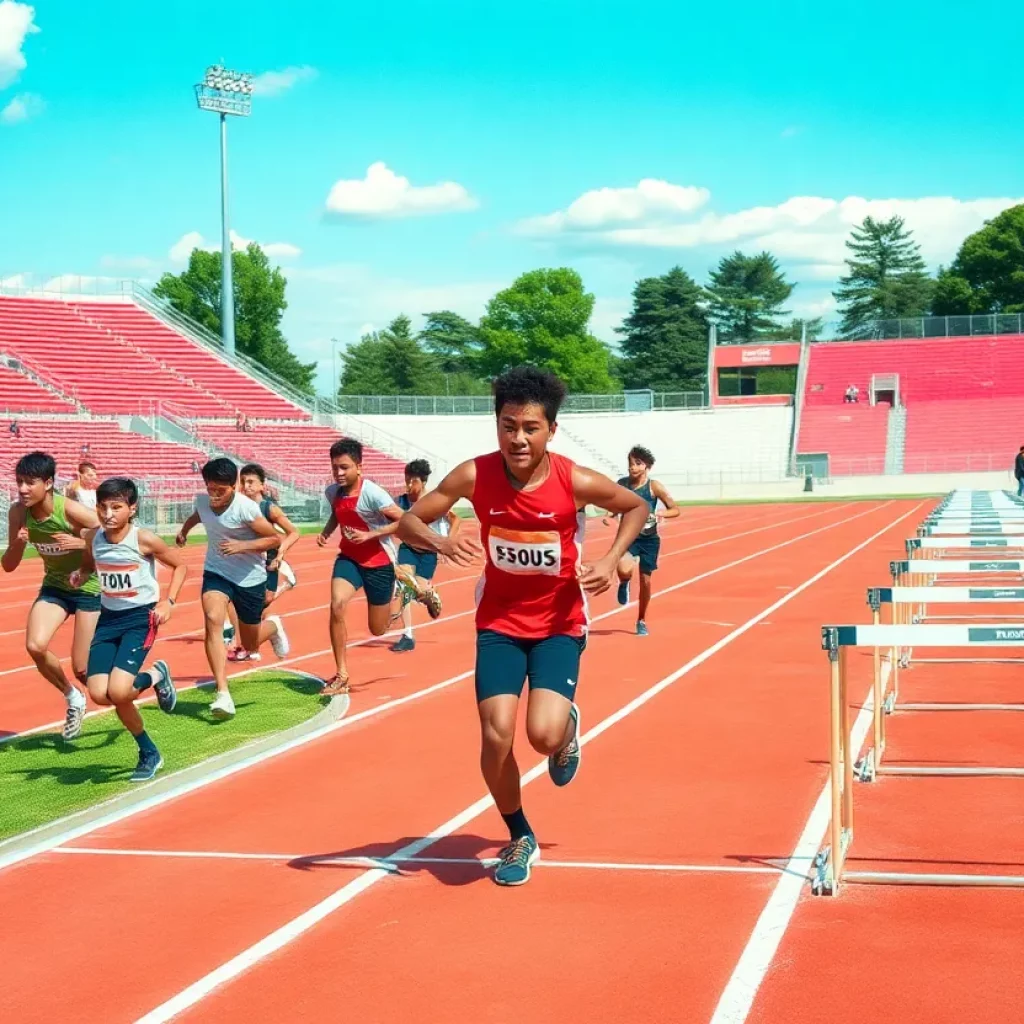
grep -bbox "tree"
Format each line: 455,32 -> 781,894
615,266 -> 708,391
338,315 -> 443,396
153,242 -> 316,393
931,204 -> 1024,315
785,316 -> 826,341
478,268 -> 616,392
833,215 -> 932,337
706,251 -> 794,341
418,310 -> 489,395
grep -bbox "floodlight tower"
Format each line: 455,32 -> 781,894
194,65 -> 254,357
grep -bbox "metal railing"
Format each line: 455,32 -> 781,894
332,391 -> 706,416
828,314 -> 1024,342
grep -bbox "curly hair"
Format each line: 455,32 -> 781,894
628,445 -> 655,468
492,365 -> 567,424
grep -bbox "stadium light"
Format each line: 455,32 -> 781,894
194,65 -> 254,357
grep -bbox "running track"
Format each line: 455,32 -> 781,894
2,499 -> 1021,1023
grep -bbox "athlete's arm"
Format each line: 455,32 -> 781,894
139,529 -> 188,623
176,510 -> 201,547
342,502 -> 403,544
1,503 -> 28,573
218,515 -> 284,555
53,497 -> 100,551
651,479 -> 680,521
68,528 -> 98,588
267,505 -> 301,565
572,466 -> 648,595
317,510 -> 338,548
397,460 -> 482,566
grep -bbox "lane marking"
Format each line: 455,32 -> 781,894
0,499 -> 890,872
708,607 -> 909,1020
54,847 -> 783,875
132,502 -> 918,1024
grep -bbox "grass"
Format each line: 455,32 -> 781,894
0,670 -> 330,842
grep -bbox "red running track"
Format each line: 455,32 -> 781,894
3,499 -> 1019,1024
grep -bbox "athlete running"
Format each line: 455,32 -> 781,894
397,366 -> 648,886
605,445 -> 679,634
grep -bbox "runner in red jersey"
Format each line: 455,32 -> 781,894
397,366 -> 648,886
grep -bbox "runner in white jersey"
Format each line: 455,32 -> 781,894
66,460 -> 98,510
70,477 -> 187,782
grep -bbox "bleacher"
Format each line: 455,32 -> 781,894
194,421 -> 407,491
798,335 -> 1024,476
68,302 -> 308,421
1,418 -> 207,492
0,364 -> 78,414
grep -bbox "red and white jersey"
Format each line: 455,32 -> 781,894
326,478 -> 398,568
472,450 -> 588,639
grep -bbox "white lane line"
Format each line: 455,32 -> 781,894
1,500 -> 889,872
55,847 -> 782,875
132,502 -> 918,1024
707,636 -> 902,1021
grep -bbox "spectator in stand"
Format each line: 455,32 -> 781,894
844,384 -> 859,404
1015,446 -> 1024,497
10,419 -> 20,438
235,412 -> 245,432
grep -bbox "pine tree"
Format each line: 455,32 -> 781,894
833,215 -> 933,338
706,251 -> 793,341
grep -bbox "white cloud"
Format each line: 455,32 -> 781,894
517,179 -> 1024,272
0,0 -> 37,89
0,89 -> 41,124
169,230 -> 302,263
324,161 -> 478,220
99,254 -> 158,271
251,65 -> 317,97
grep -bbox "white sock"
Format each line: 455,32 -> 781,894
403,627 -> 414,639
67,687 -> 86,706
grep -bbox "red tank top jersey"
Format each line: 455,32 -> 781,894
328,479 -> 394,568
472,450 -> 588,639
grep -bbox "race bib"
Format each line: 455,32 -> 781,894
489,527 -> 561,576
97,562 -> 142,598
34,541 -> 64,557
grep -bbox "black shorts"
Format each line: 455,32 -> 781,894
35,584 -> 101,616
87,605 -> 158,678
332,556 -> 396,607
397,544 -> 438,581
628,534 -> 661,575
202,571 -> 267,625
474,629 -> 586,703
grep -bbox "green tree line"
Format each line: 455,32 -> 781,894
153,203 -> 1024,397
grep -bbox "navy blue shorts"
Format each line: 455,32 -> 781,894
265,568 -> 280,594
397,543 -> 438,581
474,629 -> 586,703
202,571 -> 267,625
628,534 -> 661,575
36,585 -> 101,616
332,556 -> 395,607
87,604 -> 158,678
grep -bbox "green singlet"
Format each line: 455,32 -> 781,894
26,494 -> 100,594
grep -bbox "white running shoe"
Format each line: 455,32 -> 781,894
62,691 -> 86,741
210,690 -> 236,719
279,561 -> 297,589
267,614 -> 290,657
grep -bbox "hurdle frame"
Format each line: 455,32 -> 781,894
814,623 -> 1024,895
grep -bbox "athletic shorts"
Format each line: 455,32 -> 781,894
87,604 -> 157,678
201,571 -> 267,625
474,629 -> 586,703
35,584 -> 101,616
628,534 -> 661,575
397,543 -> 438,581
332,556 -> 395,607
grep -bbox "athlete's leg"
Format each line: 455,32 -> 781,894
70,608 -> 100,686
107,665 -> 165,781
635,537 -> 660,634
201,589 -> 232,695
362,564 -> 397,637
328,569 -> 359,690
25,598 -> 75,695
616,552 -> 637,606
525,634 -> 584,786
637,573 -> 653,624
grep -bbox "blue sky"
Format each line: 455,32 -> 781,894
2,0 -> 1023,392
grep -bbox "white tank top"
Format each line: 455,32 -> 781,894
92,525 -> 160,611
76,488 -> 97,510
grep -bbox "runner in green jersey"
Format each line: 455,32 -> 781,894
2,451 -> 100,740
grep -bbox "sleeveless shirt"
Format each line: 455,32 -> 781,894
92,524 -> 160,611
27,494 -> 100,594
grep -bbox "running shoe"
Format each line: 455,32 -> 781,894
417,586 -> 442,620
267,615 -> 290,657
227,647 -> 261,662
279,561 -> 297,589
636,621 -> 648,636
548,703 -> 581,787
210,690 -> 236,719
152,660 -> 177,713
617,580 -> 630,606
130,749 -> 164,783
222,623 -> 235,643
62,693 -> 86,741
493,835 -> 540,886
390,635 -> 415,653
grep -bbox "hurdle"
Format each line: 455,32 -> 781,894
905,536 -> 1024,561
815,622 -> 1024,895
890,558 -> 1024,589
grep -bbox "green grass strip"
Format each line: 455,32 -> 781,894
0,670 -> 329,842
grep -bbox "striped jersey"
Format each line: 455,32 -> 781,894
93,525 -> 160,611
326,478 -> 398,568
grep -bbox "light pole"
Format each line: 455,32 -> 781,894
194,65 -> 253,358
